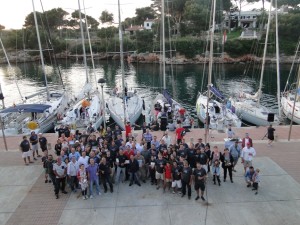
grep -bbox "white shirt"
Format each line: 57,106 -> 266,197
162,135 -> 172,147
241,147 -> 256,161
78,156 -> 89,169
53,162 -> 67,178
67,161 -> 79,176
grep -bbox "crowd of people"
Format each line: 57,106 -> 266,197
19,123 -> 261,200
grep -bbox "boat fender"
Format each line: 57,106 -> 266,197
142,99 -> 145,110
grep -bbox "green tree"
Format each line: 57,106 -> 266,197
135,7 -> 156,25
97,26 -> 118,39
43,8 -> 69,30
100,10 -> 114,24
71,10 -> 99,30
23,11 -> 43,28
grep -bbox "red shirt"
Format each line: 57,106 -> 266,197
125,124 -> 132,137
176,127 -> 185,140
179,108 -> 186,116
164,164 -> 172,179
124,149 -> 134,159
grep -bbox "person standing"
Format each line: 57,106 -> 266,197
252,168 -> 260,195
210,146 -> 221,186
67,156 -> 79,193
143,129 -> 153,149
220,148 -> 234,183
242,133 -> 253,148
86,158 -> 101,198
193,162 -> 207,201
241,143 -> 256,173
20,136 -> 33,165
245,166 -> 255,188
267,125 -> 275,147
171,161 -> 182,194
155,153 -> 166,190
229,141 -> 241,172
53,157 -> 68,199
99,157 -> 114,193
128,155 -> 141,186
181,160 -> 193,200
175,123 -> 185,144
30,131 -> 40,160
77,164 -> 88,200
38,133 -> 48,153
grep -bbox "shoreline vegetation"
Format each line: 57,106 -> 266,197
0,50 -> 295,65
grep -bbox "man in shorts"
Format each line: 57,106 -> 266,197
38,133 -> 48,152
30,131 -> 41,160
241,142 -> 256,173
193,162 -> 207,201
171,161 -> 182,194
155,153 -> 166,190
20,136 -> 33,165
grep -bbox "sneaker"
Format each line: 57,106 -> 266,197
231,180 -> 233,183
34,158 -> 37,161
181,194 -> 185,198
45,180 -> 48,183
201,196 -> 206,201
90,195 -> 94,199
178,192 -> 182,195
49,180 -> 52,183
62,191 -> 68,194
156,186 -> 160,190
82,196 -> 85,200
172,191 -> 176,194
188,196 -> 191,200
55,194 -> 59,199
255,192 -> 258,195
247,184 -> 251,188
195,196 -> 200,201
97,192 -> 101,196
85,196 -> 88,200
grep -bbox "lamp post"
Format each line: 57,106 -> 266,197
98,78 -> 106,130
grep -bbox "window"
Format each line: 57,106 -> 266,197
147,23 -> 149,27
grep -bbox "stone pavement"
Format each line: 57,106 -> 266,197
0,125 -> 300,225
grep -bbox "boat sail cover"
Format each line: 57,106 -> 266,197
209,85 -> 225,100
163,89 -> 173,105
0,104 -> 51,113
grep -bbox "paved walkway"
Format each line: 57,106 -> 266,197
0,125 -> 300,225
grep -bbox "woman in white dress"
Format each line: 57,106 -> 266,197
77,164 -> 88,199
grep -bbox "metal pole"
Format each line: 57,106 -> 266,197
101,84 -> 106,130
0,84 -> 8,151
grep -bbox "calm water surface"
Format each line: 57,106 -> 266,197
0,59 -> 294,124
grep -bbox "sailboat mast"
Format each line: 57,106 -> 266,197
257,0 -> 273,105
161,0 -> 166,90
118,0 -> 126,125
32,0 -> 50,101
205,0 -> 216,143
275,0 -> 281,118
78,0 -> 89,86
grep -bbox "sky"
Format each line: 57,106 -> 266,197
0,0 -> 268,30
0,0 -> 152,29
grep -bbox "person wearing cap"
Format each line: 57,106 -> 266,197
241,142 -> 256,173
229,140 -> 241,172
38,133 -> 48,152
242,133 -> 253,148
30,131 -> 40,160
20,135 -> 33,165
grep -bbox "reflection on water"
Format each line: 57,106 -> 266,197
0,60 -> 294,121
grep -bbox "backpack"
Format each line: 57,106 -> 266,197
180,129 -> 186,137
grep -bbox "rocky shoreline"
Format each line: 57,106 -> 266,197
0,50 -> 295,65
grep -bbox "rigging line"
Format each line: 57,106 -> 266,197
0,37 -> 24,102
283,37 -> 300,93
39,0 -> 65,89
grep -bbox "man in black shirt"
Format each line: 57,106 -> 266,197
171,161 -> 182,194
198,147 -> 208,172
187,144 -> 196,168
38,133 -> 48,152
193,162 -> 207,201
181,160 -> 192,199
113,125 -> 122,139
155,153 -> 166,190
20,136 -> 33,165
177,144 -> 187,159
115,150 -> 127,183
56,125 -> 65,138
30,131 -> 40,160
99,158 -> 113,193
128,155 -> 141,186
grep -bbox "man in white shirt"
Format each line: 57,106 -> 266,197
67,156 -> 79,192
161,131 -> 172,147
78,151 -> 89,169
241,143 -> 256,173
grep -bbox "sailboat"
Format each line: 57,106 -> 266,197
229,0 -> 280,126
150,0 -> 192,130
106,0 -> 143,130
281,38 -> 300,124
0,0 -> 69,136
55,0 -> 104,131
196,0 -> 241,130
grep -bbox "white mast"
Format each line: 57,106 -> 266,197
118,0 -> 127,125
257,0 -> 273,105
275,0 -> 281,118
161,0 -> 166,90
32,0 -> 50,101
78,0 -> 89,86
205,0 -> 216,143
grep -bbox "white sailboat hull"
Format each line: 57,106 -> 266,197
56,93 -> 104,130
196,94 -> 241,129
281,95 -> 300,124
107,93 -> 143,130
230,98 -> 279,126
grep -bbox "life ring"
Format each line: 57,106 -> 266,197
27,121 -> 38,130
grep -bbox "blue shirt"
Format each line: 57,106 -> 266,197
69,152 -> 81,161
86,163 -> 99,181
143,133 -> 153,142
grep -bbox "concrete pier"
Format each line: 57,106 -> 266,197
0,125 -> 300,225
